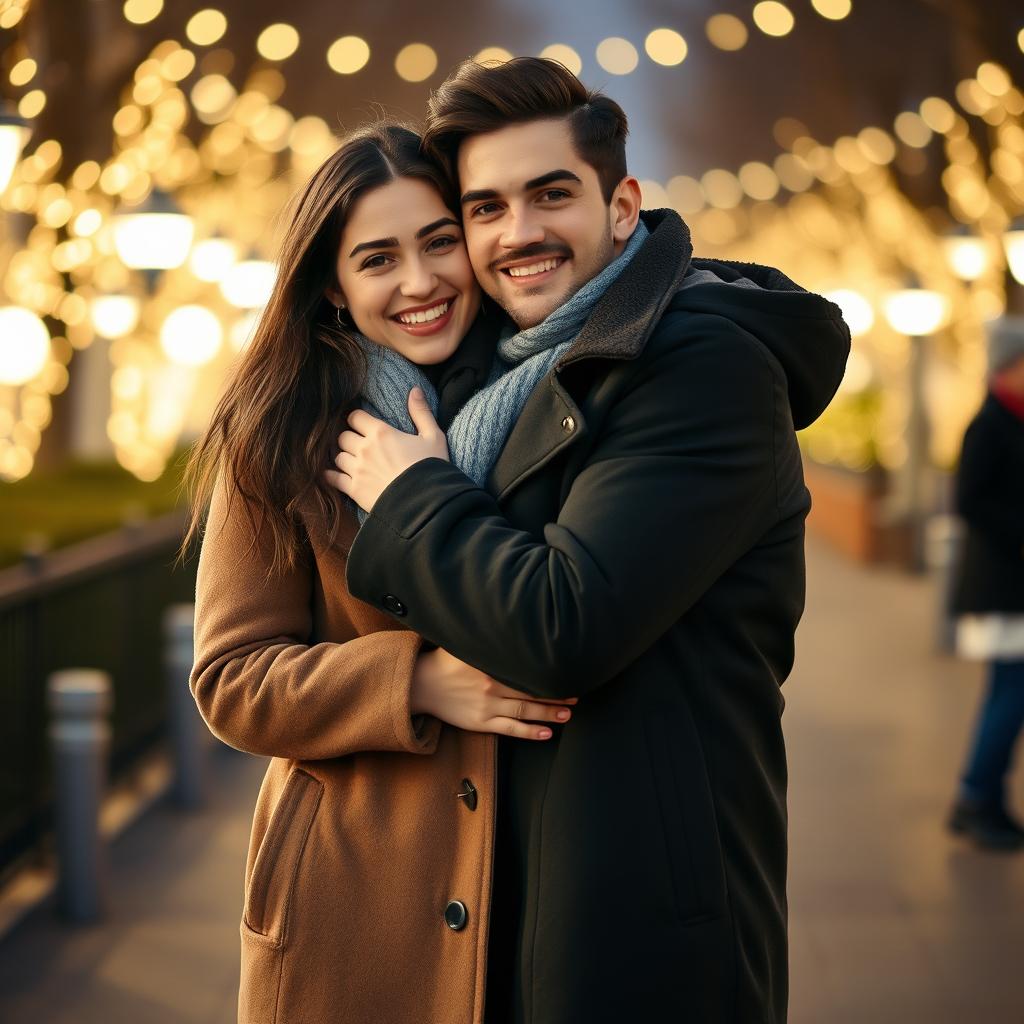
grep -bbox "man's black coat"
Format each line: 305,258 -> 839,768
952,390 -> 1024,615
347,210 -> 850,1023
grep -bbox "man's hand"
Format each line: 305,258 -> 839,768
325,387 -> 449,513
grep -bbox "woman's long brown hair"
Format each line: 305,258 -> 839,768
182,123 -> 458,574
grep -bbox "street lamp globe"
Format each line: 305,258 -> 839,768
943,228 -> 990,281
883,287 -> 950,336
160,305 -> 223,367
0,306 -> 50,385
113,190 -> 194,270
0,109 -> 31,194
90,294 -> 141,339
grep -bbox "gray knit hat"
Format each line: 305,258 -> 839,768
988,315 -> 1024,373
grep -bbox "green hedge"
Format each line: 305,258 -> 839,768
0,452 -> 190,569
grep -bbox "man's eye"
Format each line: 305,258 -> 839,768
542,189 -> 570,201
473,202 -> 501,217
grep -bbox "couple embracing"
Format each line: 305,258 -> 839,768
187,56 -> 850,1024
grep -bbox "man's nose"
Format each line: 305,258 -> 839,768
499,208 -> 545,251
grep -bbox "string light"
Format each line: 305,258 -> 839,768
595,37 -> 639,75
328,36 -> 370,75
752,2 -> 795,37
395,43 -> 437,83
122,0 -> 162,25
257,24 -> 300,62
705,14 -> 748,51
539,44 -> 582,75
186,9 -> 227,46
645,29 -> 688,67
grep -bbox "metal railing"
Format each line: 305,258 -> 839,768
0,512 -> 197,884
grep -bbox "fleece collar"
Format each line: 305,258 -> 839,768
557,208 -> 693,369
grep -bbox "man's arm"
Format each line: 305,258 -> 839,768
346,322 -> 783,699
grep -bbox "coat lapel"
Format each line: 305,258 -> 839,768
487,209 -> 694,503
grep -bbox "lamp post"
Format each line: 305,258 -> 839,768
882,282 -> 950,571
943,226 -> 991,282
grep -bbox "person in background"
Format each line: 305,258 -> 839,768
949,316 -> 1024,851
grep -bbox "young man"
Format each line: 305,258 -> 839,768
335,59 -> 850,1022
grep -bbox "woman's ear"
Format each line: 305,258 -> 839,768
325,286 -> 346,309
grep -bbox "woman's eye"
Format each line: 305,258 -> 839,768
361,254 -> 392,270
427,235 -> 457,252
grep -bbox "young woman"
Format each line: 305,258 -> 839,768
185,124 -> 575,1024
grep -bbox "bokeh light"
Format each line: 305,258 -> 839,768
327,36 -> 370,75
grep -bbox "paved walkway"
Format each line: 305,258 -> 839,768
0,536 -> 1022,1022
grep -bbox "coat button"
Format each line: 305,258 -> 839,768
444,900 -> 468,931
561,415 -> 575,433
456,778 -> 478,811
382,594 -> 407,616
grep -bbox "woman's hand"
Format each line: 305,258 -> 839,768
325,387 -> 448,513
412,647 -> 578,741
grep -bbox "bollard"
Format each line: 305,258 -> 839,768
164,603 -> 206,810
47,669 -> 112,923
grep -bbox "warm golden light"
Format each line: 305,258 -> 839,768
186,9 -> 227,46
475,47 -> 514,65
18,90 -> 46,119
738,161 -> 780,201
160,306 -> 223,367
976,62 -> 1011,97
257,24 -> 300,62
825,289 -> 874,338
811,0 -> 852,19
191,74 -> 237,121
701,169 -> 743,209
0,114 -> 30,193
666,175 -> 704,215
1004,227 -> 1024,285
123,0 -> 162,24
706,14 -> 748,51
752,2 -> 795,37
189,237 -> 239,282
0,307 -> 50,385
883,288 -> 950,336
595,37 -> 639,75
539,44 -> 582,76
395,43 -> 438,83
893,111 -> 932,148
919,96 -> 956,134
91,295 -> 141,339
10,58 -> 36,86
328,36 -> 370,75
944,233 -> 990,281
645,29 -> 688,66
112,193 -> 194,270
221,259 -> 276,308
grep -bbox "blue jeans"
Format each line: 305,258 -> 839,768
960,659 -> 1024,806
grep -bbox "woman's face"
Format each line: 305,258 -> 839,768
331,176 -> 480,365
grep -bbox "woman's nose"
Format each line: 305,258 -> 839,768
400,260 -> 438,298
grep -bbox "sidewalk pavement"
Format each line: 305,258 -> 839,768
0,535 -> 1022,1022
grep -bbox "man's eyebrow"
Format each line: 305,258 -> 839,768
524,169 -> 582,191
461,170 -> 583,207
415,216 -> 459,238
349,236 -> 398,258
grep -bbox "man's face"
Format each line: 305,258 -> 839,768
457,118 -> 619,328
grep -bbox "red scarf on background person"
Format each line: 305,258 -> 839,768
991,378 -> 1024,422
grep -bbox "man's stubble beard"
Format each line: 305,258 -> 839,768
481,221 -> 616,330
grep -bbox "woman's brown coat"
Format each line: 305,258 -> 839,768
190,480 -> 496,1024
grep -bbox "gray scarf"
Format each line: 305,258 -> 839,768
355,221 -> 649,520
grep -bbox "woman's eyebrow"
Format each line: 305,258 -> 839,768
415,216 -> 459,238
350,236 -> 398,258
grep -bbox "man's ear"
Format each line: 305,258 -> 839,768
610,175 -> 642,244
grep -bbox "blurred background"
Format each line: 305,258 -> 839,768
0,0 -> 1023,1021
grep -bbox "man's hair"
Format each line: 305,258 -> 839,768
423,57 -> 629,204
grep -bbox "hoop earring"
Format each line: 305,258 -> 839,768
335,304 -> 346,327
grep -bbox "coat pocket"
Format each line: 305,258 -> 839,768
244,767 -> 323,946
643,712 -> 727,924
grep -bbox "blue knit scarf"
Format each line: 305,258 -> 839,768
354,221 -> 648,520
